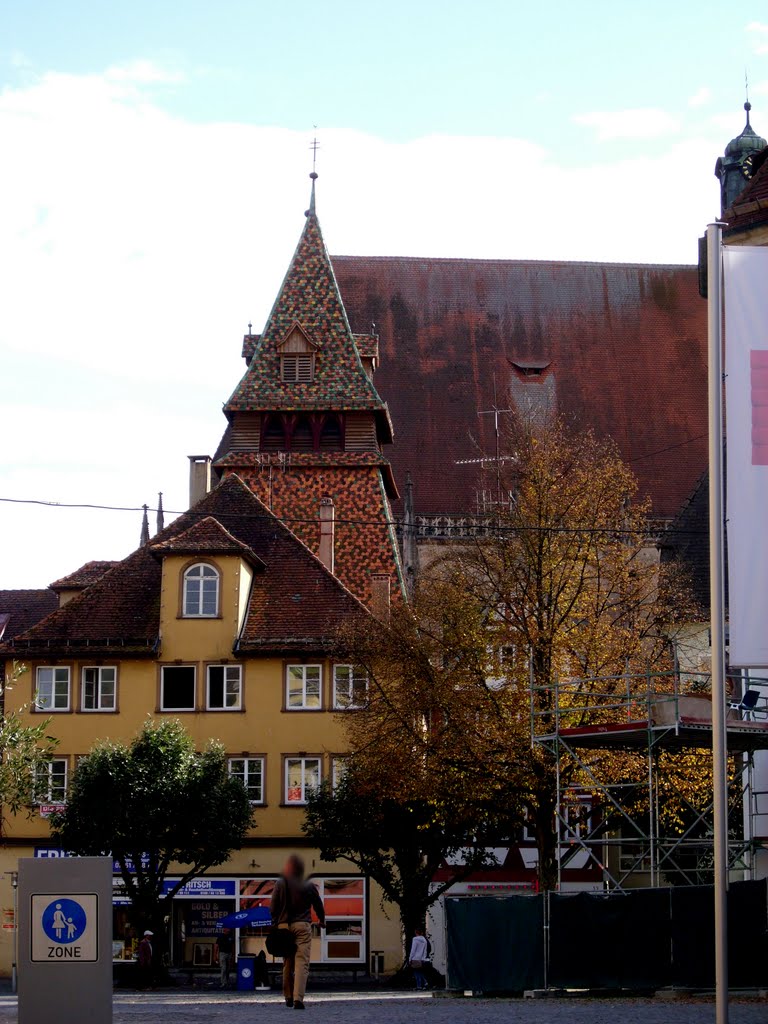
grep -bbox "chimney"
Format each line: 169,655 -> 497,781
188,456 -> 212,508
319,497 -> 335,574
370,573 -> 391,620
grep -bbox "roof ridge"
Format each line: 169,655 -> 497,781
330,254 -> 698,271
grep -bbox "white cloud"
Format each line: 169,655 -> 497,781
104,60 -> 186,85
0,63 -> 726,586
572,108 -> 682,140
747,21 -> 768,55
688,87 -> 712,108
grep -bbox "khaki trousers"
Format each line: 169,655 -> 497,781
280,922 -> 313,1002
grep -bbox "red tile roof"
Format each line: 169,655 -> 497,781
724,146 -> 768,234
0,590 -> 58,641
2,476 -> 367,658
225,206 -> 392,442
332,255 -> 708,518
50,560 -> 119,591
150,516 -> 263,567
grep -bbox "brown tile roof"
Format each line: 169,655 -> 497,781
3,476 -> 367,658
225,205 -> 393,443
150,516 -> 263,567
50,560 -> 119,591
0,590 -> 58,642
724,146 -> 768,234
332,255 -> 709,519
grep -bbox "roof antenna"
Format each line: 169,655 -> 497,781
306,130 -> 319,217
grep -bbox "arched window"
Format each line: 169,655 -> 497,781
291,416 -> 314,452
182,563 -> 220,617
261,414 -> 286,452
319,415 -> 343,451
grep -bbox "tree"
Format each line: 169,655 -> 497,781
52,719 -> 253,942
304,773 -> 503,964
325,417 -> 699,893
0,661 -> 59,820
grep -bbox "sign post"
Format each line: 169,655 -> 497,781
18,856 -> 112,1024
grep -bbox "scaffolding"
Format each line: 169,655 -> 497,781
530,668 -> 768,891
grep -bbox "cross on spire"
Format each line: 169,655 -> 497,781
310,136 -> 320,174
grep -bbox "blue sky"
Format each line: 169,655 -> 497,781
1,3 -> 768,587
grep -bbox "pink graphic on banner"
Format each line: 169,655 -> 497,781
752,350 -> 768,465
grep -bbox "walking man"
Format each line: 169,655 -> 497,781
270,854 -> 326,1009
137,930 -> 153,990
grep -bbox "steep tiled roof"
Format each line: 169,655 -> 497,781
3,476 -> 367,657
151,516 -> 263,567
724,146 -> 768,234
332,255 -> 708,518
225,198 -> 392,442
0,590 -> 58,642
50,560 -> 119,591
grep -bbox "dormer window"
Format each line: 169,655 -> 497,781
282,353 -> 314,383
182,562 -> 220,617
510,359 -> 551,379
279,322 -> 317,383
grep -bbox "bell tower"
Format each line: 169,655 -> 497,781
715,101 -> 767,214
214,176 -> 403,609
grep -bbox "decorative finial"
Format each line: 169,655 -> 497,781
247,321 -> 252,336
140,504 -> 150,547
745,70 -> 752,125
305,135 -> 319,217
156,492 -> 165,534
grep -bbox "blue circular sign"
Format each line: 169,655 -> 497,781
42,899 -> 87,944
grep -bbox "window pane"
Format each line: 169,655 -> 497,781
305,667 -> 321,707
305,759 -> 320,793
201,578 -> 218,615
208,666 -> 224,708
286,760 -> 303,802
100,675 -> 116,709
225,675 -> 241,708
287,667 -> 305,708
246,759 -> 263,802
83,670 -> 96,710
162,667 -> 196,710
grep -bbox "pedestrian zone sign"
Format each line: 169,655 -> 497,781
30,894 -> 98,962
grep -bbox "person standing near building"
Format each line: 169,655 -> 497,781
270,854 -> 326,1009
216,927 -> 234,988
137,930 -> 153,990
408,928 -> 429,991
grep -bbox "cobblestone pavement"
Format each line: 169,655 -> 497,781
1,991 -> 766,1023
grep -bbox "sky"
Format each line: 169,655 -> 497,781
1,2 -> 768,588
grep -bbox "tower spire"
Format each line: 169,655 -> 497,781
156,492 -> 165,534
140,504 -> 150,547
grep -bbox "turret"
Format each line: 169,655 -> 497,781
715,102 -> 767,214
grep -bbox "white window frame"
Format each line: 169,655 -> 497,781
35,666 -> 71,712
36,758 -> 68,804
81,666 -> 117,712
332,665 -> 368,710
207,665 -> 243,711
160,665 -> 197,712
182,562 -> 220,618
318,877 -> 366,964
228,756 -> 265,805
284,756 -> 322,805
286,665 -> 322,711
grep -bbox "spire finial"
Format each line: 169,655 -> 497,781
156,492 -> 165,535
306,134 -> 319,217
140,504 -> 150,547
745,69 -> 752,126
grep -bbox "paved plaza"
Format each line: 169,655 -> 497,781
1,991 -> 766,1023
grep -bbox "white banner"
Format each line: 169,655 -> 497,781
724,245 -> 768,667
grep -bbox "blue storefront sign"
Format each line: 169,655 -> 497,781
35,848 -> 150,874
162,878 -> 237,898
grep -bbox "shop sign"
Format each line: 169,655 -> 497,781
162,877 -> 236,898
186,900 -> 232,936
34,847 -> 73,859
38,804 -> 66,819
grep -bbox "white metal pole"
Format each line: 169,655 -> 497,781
707,222 -> 728,1024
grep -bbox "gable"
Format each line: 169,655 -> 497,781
277,322 -> 318,353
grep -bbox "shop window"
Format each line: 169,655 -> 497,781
161,666 -> 196,711
182,563 -> 220,617
36,666 -> 70,712
207,665 -> 242,710
332,665 -> 368,709
228,757 -> 264,804
319,878 -> 365,962
36,758 -> 68,803
82,666 -> 117,711
286,665 -> 322,710
285,757 -> 321,804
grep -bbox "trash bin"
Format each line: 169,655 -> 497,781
237,955 -> 256,991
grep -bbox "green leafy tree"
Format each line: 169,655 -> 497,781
304,773 -> 504,963
51,719 -> 253,942
0,661 -> 59,819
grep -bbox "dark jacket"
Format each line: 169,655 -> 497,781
271,876 -> 326,926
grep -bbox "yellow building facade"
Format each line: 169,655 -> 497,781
0,185 -> 406,979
